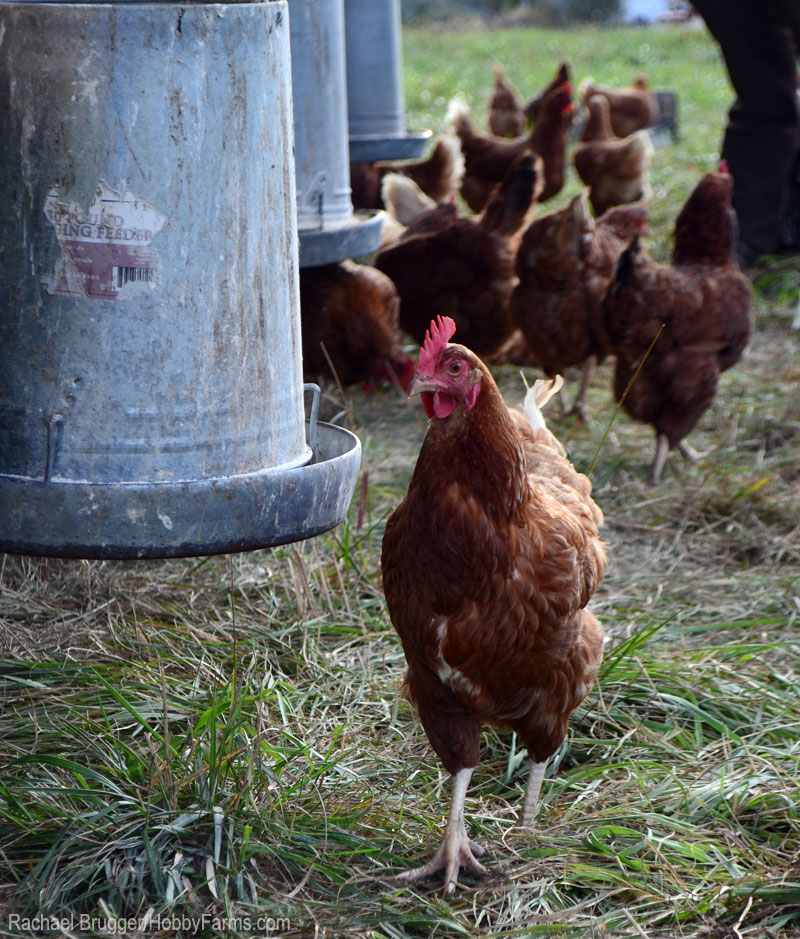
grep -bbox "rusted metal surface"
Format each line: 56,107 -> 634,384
0,0 -> 360,557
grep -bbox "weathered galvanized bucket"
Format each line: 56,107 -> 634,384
0,0 -> 360,559
287,0 -> 383,266
344,0 -> 430,162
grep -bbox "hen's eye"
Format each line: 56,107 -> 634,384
448,361 -> 462,375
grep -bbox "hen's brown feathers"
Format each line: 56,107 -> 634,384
574,95 -> 654,216
487,64 -> 526,138
350,136 -> 464,211
381,351 -> 605,775
299,260 -> 410,388
375,151 -> 542,356
512,191 -> 648,376
578,74 -> 657,138
450,84 -> 572,213
604,171 -> 754,468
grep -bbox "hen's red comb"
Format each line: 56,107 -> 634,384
418,316 -> 456,375
719,158 -> 729,174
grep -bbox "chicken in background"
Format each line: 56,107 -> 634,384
487,64 -> 526,138
377,173 -> 440,248
524,61 -> 571,127
603,167 -> 754,483
299,260 -> 413,390
511,190 -> 649,421
448,82 -> 572,212
574,94 -> 654,217
375,150 -> 543,358
350,136 -> 464,213
578,74 -> 658,138
381,315 -> 606,893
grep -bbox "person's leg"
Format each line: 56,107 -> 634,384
693,0 -> 799,258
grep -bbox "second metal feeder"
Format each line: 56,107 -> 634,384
344,0 -> 430,162
288,0 -> 383,267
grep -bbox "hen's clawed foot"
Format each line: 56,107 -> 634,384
396,767 -> 490,893
397,829 -> 488,894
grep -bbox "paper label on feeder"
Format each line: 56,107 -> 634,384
43,181 -> 167,300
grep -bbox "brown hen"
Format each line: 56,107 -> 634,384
374,150 -> 542,357
448,82 -> 572,212
487,64 -> 526,138
574,94 -> 654,216
604,168 -> 754,482
511,189 -> 649,420
524,61 -> 571,126
578,74 -> 658,138
381,316 -> 606,893
299,260 -> 413,389
350,136 -> 464,212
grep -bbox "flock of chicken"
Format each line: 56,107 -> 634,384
299,65 -> 758,893
300,62 -> 754,484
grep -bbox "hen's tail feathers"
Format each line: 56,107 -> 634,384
612,233 -> 641,291
446,95 -> 473,138
571,188 -> 595,243
429,135 -> 465,196
578,76 -> 597,101
631,129 -> 655,162
522,375 -> 567,455
381,173 -> 437,227
479,150 -> 543,236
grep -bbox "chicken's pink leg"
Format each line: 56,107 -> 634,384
397,767 -> 488,893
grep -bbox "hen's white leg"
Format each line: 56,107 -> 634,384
519,759 -> 548,829
397,767 -> 488,894
678,440 -> 701,462
567,356 -> 596,423
649,433 -> 670,484
558,386 -> 569,419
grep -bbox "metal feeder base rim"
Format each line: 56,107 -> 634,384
348,130 -> 432,163
0,421 -> 361,560
298,210 -> 384,267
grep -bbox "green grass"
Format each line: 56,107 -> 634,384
2,20 -> 800,939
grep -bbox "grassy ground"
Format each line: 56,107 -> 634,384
2,21 -> 800,939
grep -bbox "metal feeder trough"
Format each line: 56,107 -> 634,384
0,0 -> 360,559
344,0 -> 430,162
288,0 -> 384,267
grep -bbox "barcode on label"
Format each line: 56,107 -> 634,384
113,266 -> 155,288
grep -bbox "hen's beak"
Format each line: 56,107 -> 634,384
407,376 -> 438,398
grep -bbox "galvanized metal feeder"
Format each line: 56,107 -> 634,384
344,0 -> 430,162
288,0 -> 384,267
0,0 -> 360,559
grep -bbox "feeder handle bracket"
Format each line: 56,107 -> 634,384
304,383 -> 321,460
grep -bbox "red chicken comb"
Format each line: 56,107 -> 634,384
719,159 -> 729,174
418,316 -> 456,375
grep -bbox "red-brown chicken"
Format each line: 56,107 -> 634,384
350,136 -> 464,212
374,150 -> 542,358
578,74 -> 658,138
381,315 -> 606,893
525,62 -> 571,126
487,64 -> 526,138
574,94 -> 654,217
510,189 -> 649,419
448,83 -> 572,212
603,168 -> 754,482
299,260 -> 413,389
